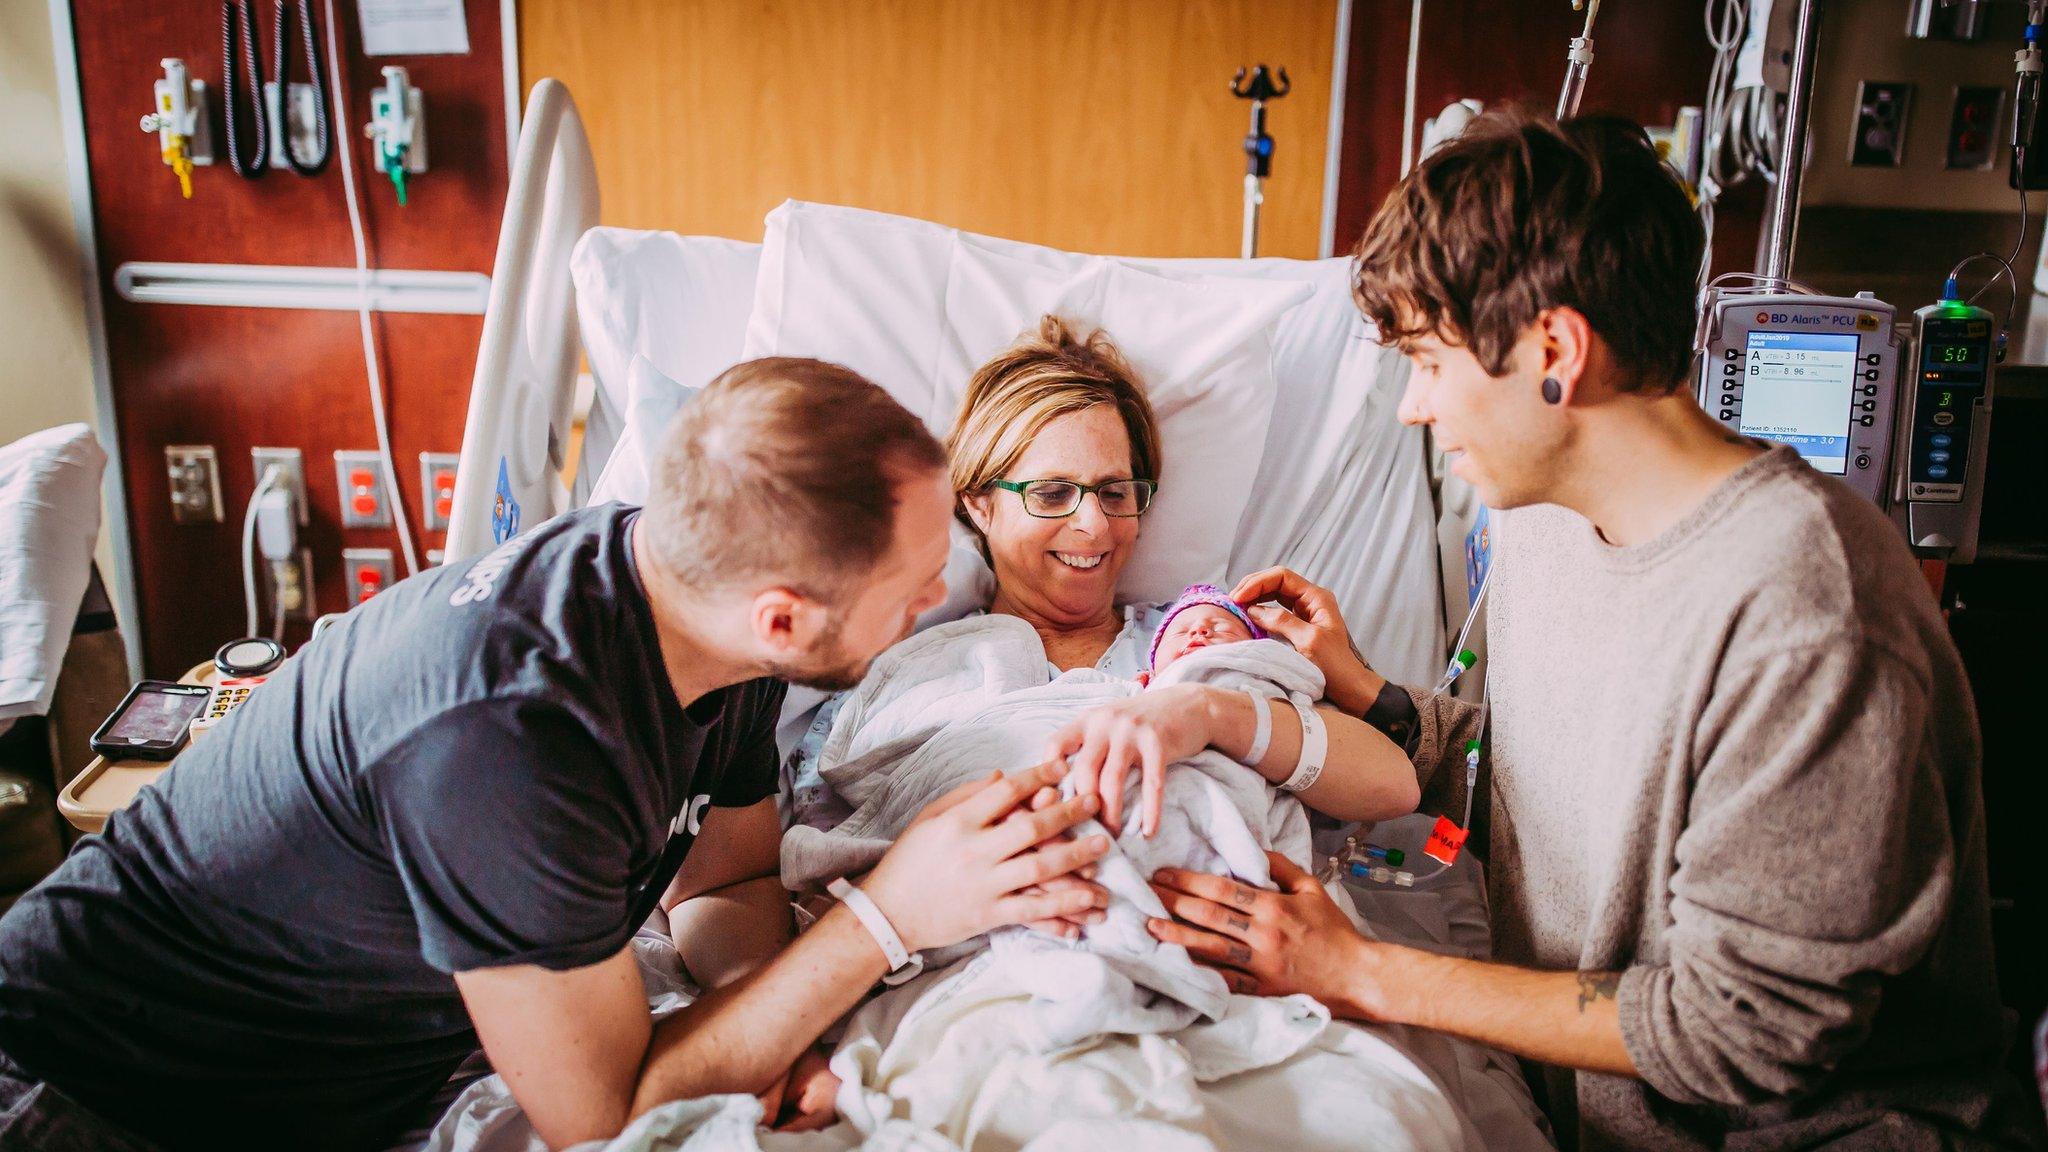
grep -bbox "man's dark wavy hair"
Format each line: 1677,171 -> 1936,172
1351,106 -> 1705,393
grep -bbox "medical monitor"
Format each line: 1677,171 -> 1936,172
1697,291 -> 1901,505
1736,331 -> 1860,474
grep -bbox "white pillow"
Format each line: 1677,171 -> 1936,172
571,229 -> 760,423
587,355 -> 699,507
0,423 -> 105,726
742,201 -> 1311,605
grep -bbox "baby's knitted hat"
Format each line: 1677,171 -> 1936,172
1148,584 -> 1266,669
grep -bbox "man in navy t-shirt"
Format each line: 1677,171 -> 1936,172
0,359 -> 1113,1150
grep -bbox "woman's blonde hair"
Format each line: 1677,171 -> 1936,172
944,315 -> 1162,547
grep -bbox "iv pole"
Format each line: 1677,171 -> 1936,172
1232,65 -> 1290,258
1756,0 -> 1824,283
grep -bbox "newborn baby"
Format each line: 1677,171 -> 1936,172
1138,584 -> 1267,685
782,591 -> 1327,1021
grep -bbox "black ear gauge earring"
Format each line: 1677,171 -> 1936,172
1541,377 -> 1564,405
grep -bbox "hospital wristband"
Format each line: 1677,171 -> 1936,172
1278,699 -> 1328,794
1240,689 -> 1273,767
827,878 -> 923,984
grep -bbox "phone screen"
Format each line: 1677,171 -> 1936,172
106,688 -> 209,743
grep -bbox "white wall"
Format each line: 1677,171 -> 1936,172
2,0 -> 127,662
0,0 -> 95,442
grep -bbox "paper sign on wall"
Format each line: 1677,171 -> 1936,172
359,0 -> 470,56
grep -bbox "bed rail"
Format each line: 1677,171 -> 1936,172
445,78 -> 599,562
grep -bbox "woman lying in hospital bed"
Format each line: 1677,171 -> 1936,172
422,320 -> 1486,1152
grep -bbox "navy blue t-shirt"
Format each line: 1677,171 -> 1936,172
0,505 -> 783,1150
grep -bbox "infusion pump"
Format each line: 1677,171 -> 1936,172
1696,290 -> 1994,562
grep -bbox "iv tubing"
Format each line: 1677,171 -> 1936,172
322,0 -> 420,577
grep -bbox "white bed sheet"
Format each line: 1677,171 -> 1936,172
407,846 -> 1550,1152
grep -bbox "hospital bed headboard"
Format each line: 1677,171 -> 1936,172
445,79 -> 599,562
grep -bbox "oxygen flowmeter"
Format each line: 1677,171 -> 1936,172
1896,297 -> 1995,561
1697,289 -> 1903,505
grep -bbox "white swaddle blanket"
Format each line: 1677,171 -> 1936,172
779,616 -> 1324,1024
420,618 -> 1485,1152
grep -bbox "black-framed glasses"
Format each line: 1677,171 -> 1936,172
988,478 -> 1156,518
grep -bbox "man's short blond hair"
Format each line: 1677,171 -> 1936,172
643,358 -> 946,601
943,316 -> 1161,549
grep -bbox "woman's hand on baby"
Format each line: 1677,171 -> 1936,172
1145,851 -> 1378,1016
1046,684 -> 1221,838
1231,567 -> 1385,717
862,762 -> 1112,954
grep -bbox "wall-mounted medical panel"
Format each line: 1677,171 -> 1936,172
68,2 -> 511,675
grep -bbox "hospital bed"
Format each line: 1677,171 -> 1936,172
435,79 -> 1547,1151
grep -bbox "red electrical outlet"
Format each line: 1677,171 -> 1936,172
342,547 -> 396,606
420,452 -> 459,532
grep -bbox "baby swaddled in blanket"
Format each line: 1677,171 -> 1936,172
780,588 -> 1327,1025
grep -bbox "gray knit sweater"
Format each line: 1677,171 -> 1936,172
1406,444 -> 2038,1150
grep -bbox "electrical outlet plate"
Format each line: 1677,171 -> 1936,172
251,447 -> 308,526
264,546 -> 320,624
164,445 -> 223,524
1850,81 -> 1913,168
342,547 -> 396,606
419,452 -> 459,532
1946,86 -> 2005,170
335,450 -> 393,529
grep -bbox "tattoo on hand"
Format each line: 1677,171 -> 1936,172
1226,913 -> 1252,932
1227,945 -> 1253,965
1229,884 -> 1257,909
1576,971 -> 1621,1014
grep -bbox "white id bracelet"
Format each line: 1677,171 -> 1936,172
1278,698 -> 1328,793
827,878 -> 922,982
1241,689 -> 1273,767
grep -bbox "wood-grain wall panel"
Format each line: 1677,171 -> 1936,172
519,0 -> 1339,258
71,0 -> 508,674
1333,0 -> 1743,263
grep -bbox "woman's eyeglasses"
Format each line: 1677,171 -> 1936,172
988,478 -> 1156,519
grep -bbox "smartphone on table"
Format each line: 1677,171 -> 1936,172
89,681 -> 214,761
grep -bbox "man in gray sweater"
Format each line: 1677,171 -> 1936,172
1145,109 -> 2040,1149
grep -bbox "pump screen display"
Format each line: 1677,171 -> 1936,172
1923,341 -> 1982,368
1738,331 -> 1859,474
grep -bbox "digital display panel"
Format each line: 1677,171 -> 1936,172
1738,331 -> 1860,474
1922,341 -> 1983,369
106,688 -> 208,743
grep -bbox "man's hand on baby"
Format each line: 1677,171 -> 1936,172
1046,684 -> 1220,838
862,761 -> 1111,954
1231,567 -> 1383,717
1145,851 -> 1376,1014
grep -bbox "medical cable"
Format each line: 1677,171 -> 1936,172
242,465 -> 286,640
1943,13 -> 2042,364
1696,0 -> 1747,288
273,0 -> 332,175
1431,555 -> 1492,696
220,0 -> 269,179
322,0 -> 421,577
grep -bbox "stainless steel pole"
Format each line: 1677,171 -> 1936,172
1758,0 -> 1823,283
